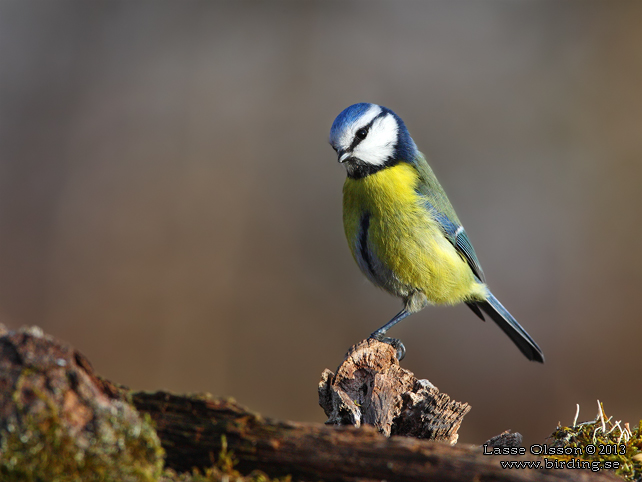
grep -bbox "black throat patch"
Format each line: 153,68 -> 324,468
346,158 -> 400,180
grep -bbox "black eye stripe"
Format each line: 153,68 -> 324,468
349,112 -> 387,151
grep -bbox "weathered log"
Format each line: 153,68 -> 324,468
319,338 -> 470,443
0,325 -> 623,482
132,391 -> 620,482
0,325 -> 163,481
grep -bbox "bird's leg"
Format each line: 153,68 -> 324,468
369,308 -> 412,361
370,308 -> 411,337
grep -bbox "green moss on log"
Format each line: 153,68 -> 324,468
0,368 -> 164,482
547,401 -> 642,481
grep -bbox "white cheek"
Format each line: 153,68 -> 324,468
353,115 -> 398,165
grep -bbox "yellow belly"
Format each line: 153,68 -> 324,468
343,163 -> 485,305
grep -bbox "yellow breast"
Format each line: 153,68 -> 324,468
343,163 -> 485,304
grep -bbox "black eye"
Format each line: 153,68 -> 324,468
355,128 -> 368,140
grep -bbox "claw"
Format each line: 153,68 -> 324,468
370,333 -> 406,361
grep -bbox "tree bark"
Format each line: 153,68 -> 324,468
319,338 -> 470,443
133,391 -> 620,482
0,326 -> 622,482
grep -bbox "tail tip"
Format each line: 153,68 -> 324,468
529,349 -> 545,364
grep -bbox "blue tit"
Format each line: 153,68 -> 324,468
329,103 -> 544,363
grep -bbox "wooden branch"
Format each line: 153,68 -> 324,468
0,325 -> 622,482
319,338 -> 470,443
0,325 -> 163,480
133,391 -> 620,482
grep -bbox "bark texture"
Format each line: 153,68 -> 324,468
0,325 -> 163,481
133,391 -> 620,482
319,338 -> 470,443
0,326 -> 623,482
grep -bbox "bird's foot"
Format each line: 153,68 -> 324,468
369,332 -> 406,361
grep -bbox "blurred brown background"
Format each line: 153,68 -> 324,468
1,1 -> 640,446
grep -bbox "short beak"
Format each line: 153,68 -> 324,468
337,150 -> 351,163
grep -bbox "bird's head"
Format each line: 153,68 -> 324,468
329,103 -> 417,179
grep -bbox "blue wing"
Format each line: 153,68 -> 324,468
422,198 -> 544,362
423,200 -> 485,282
422,200 -> 488,320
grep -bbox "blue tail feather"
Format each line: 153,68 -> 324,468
476,291 -> 544,363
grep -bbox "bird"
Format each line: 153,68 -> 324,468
328,103 -> 544,363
